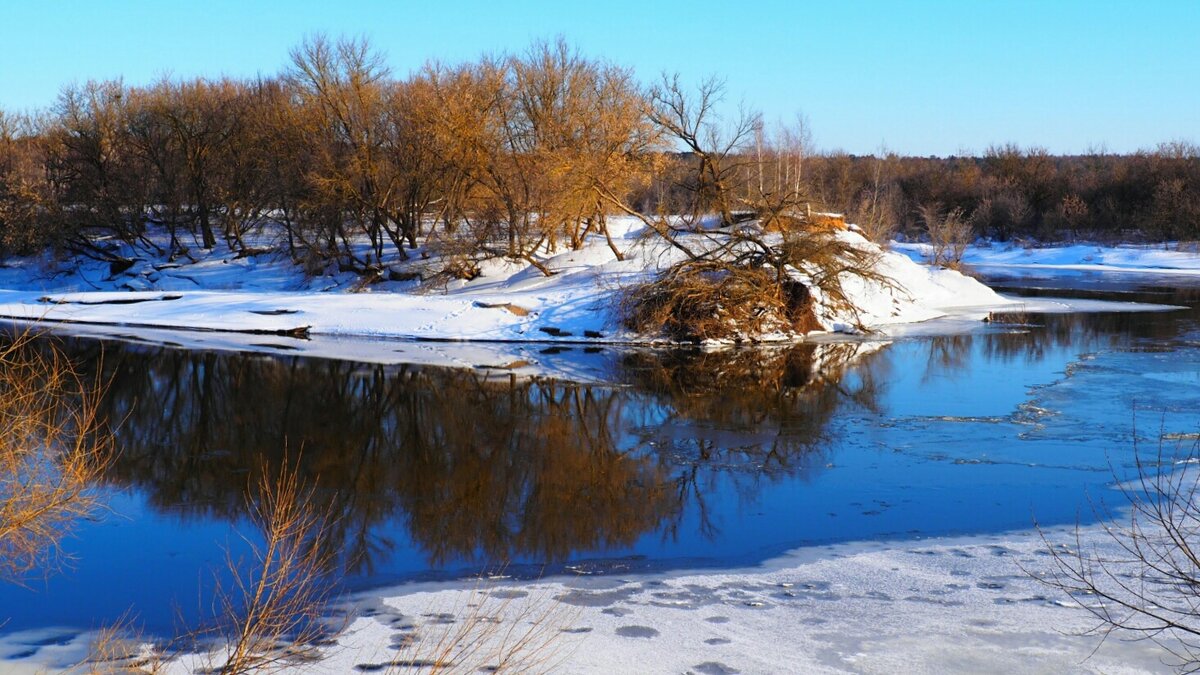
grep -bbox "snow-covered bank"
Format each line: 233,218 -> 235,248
302,525 -> 1175,674
6,523 -> 1167,674
0,220 -> 1016,344
894,240 -> 1200,277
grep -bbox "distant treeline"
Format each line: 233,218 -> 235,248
0,36 -> 1196,275
808,144 -> 1200,243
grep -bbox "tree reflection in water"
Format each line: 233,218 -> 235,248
39,309 -> 1169,577
43,337 -> 883,575
619,343 -> 885,539
921,310 -> 1182,383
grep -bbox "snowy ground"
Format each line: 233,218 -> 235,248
1,522 -> 1175,674
0,222 -> 1181,381
0,220 -> 1018,345
893,240 -> 1200,277
306,524 -> 1172,675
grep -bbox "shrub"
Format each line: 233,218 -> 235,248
1039,438 -> 1200,670
0,330 -> 112,583
919,202 -> 971,268
623,260 -> 817,342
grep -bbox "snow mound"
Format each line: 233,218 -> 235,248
811,229 -> 1012,332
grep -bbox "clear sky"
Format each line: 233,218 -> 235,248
1,0 -> 1196,156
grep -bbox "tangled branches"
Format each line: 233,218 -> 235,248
623,225 -> 898,341
623,260 -> 813,342
1039,440 -> 1200,671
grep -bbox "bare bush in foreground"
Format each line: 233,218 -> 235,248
204,459 -> 343,674
0,331 -> 112,583
1039,440 -> 1200,671
82,459 -> 343,674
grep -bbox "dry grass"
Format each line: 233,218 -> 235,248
80,615 -> 165,674
0,329 -> 112,584
381,580 -> 578,675
200,459 -> 344,674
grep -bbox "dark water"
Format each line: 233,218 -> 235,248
3,276 -> 1200,638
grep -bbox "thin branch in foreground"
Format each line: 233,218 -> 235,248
1037,436 -> 1200,671
204,457 -> 345,674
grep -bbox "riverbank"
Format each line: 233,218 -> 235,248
0,521 -> 1171,674
0,219 -> 1008,344
305,523 -> 1168,674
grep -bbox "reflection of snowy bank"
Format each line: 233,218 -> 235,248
309,524 -> 1172,673
874,294 -> 1183,340
2,320 -> 888,386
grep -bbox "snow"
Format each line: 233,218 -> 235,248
0,219 -> 1021,344
5,522 -> 1171,674
297,523 -> 1179,674
893,240 -> 1200,276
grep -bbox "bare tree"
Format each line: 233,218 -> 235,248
0,111 -> 60,254
645,73 -> 760,228
849,149 -> 902,244
287,34 -> 402,270
47,80 -> 152,254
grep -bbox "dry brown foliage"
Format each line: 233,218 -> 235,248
623,260 -> 814,342
0,330 -> 112,584
623,224 -> 893,341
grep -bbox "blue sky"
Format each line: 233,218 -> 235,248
1,0 -> 1196,156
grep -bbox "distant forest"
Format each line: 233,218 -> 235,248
0,36 -> 1197,274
